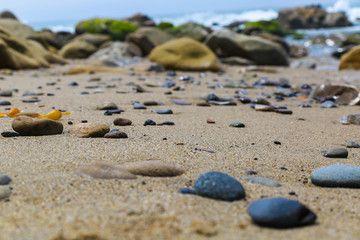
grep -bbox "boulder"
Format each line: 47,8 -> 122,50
0,27 -> 67,69
0,18 -> 36,39
205,30 -> 289,66
27,30 -> 62,50
73,33 -> 111,47
339,45 -> 360,70
59,40 -> 97,59
170,22 -> 212,42
124,13 -> 156,27
54,31 -> 75,47
126,33 -> 154,56
289,45 -> 309,58
0,11 -> 17,20
255,32 -> 289,53
148,37 -> 222,71
277,6 -> 352,29
135,27 -> 174,45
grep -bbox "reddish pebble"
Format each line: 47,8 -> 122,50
207,119 -> 215,124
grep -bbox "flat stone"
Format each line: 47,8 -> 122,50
0,101 -> 11,106
144,119 -> 156,126
0,90 -> 12,97
75,163 -> 136,179
179,171 -> 245,201
208,100 -> 237,106
207,119 -> 215,124
254,104 -> 274,111
311,165 -> 360,188
229,122 -> 245,128
240,177 -> 281,187
114,118 -> 132,126
0,175 -> 12,185
151,109 -> 173,114
157,121 -> 175,126
252,98 -> 270,105
70,123 -> 110,138
196,103 -> 211,107
323,148 -> 348,158
321,101 -> 338,108
104,131 -> 128,138
104,109 -> 124,115
22,99 -> 41,103
172,99 -> 191,105
97,101 -> 118,110
121,160 -> 184,177
143,101 -> 160,106
12,116 -> 63,136
1,131 -> 20,137
346,141 -> 360,148
248,197 -> 316,228
0,186 -> 11,201
133,102 -> 147,109
275,109 -> 293,114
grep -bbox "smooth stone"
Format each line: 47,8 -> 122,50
144,119 -> 156,126
68,81 -> 79,86
0,186 -> 11,201
22,99 -> 41,103
104,109 -> 124,115
252,98 -> 270,105
0,175 -> 12,185
254,104 -> 274,111
152,109 -> 173,114
104,131 -> 128,138
0,101 -> 11,106
323,148 -> 348,158
0,90 -> 12,97
143,101 -> 160,106
311,165 -> 360,188
70,123 -> 110,138
179,171 -> 245,201
172,99 -> 191,105
157,121 -> 175,126
81,91 -> 90,95
133,102 -> 147,109
12,116 -> 63,136
248,197 -> 317,228
114,118 -> 132,126
238,96 -> 252,104
275,109 -> 293,114
321,100 -> 338,108
229,122 -> 245,128
121,160 -> 184,177
75,163 -> 136,179
346,141 -> 360,148
1,131 -> 20,137
207,119 -> 215,124
240,177 -> 281,187
196,103 -> 211,107
206,93 -> 220,102
97,101 -> 118,110
208,100 -> 237,106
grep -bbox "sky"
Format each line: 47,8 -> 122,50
1,0 -> 342,23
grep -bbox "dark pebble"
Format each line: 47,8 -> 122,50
22,99 -> 40,103
81,91 -> 90,95
0,175 -> 12,185
322,148 -> 348,158
248,197 -> 317,228
346,141 -> 360,148
0,101 -> 11,106
274,141 -> 281,145
68,81 -> 78,86
196,103 -> 211,107
246,170 -> 258,175
1,131 -> 20,137
81,120 -> 88,123
114,118 -> 132,126
151,109 -> 173,114
144,119 -> 156,126
104,131 -> 128,139
158,121 -> 175,126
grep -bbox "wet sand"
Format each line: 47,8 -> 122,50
0,62 -> 360,240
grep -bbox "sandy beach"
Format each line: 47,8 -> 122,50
0,61 -> 359,239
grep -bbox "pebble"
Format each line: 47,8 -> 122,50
75,163 -> 136,179
206,93 -> 220,102
1,131 -> 20,137
322,148 -> 348,158
252,98 -> 270,105
321,101 -> 338,108
229,122 -> 245,128
248,197 -> 317,228
151,109 -> 173,114
157,121 -> 175,126
240,177 -> 281,187
144,119 -> 156,126
22,99 -> 41,103
133,102 -> 147,109
143,101 -> 160,106
81,91 -> 90,95
207,119 -> 215,124
97,101 -> 118,110
12,116 -> 63,136
196,103 -> 211,107
172,99 -> 191,105
311,165 -> 360,188
238,96 -> 252,104
254,104 -> 274,111
346,141 -> 360,148
179,171 -> 245,201
104,131 -> 128,138
114,118 -> 132,126
0,175 -> 12,185
70,123 -> 110,138
104,109 -> 124,115
68,81 -> 78,86
0,101 -> 11,106
0,186 -> 11,201
208,100 -> 236,106
0,90 -> 12,97
275,109 -> 293,114
121,160 -> 184,177
245,170 -> 258,175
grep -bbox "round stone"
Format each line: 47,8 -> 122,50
12,116 -> 63,136
248,197 -> 317,228
70,123 -> 110,138
311,165 -> 360,188
144,119 -> 156,126
114,118 -> 132,126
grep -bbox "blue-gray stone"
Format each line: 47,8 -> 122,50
152,109 -> 173,114
144,119 -> 156,126
0,101 -> 11,106
321,101 -> 338,108
22,99 -> 40,103
158,121 -> 175,126
248,197 -> 317,228
240,177 -> 281,187
0,175 -> 12,185
322,148 -> 348,158
179,171 -> 245,201
238,96 -> 251,104
133,102 -> 147,109
346,141 -> 360,148
311,165 -> 360,188
172,99 -> 191,105
206,94 -> 220,102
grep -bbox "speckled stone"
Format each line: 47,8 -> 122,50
179,171 -> 245,201
311,165 -> 360,188
70,123 -> 110,138
75,163 -> 136,179
121,160 -> 184,177
248,197 -> 317,228
240,177 -> 281,187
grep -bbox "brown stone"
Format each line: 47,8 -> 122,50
12,116 -> 63,136
75,163 -> 136,179
114,118 -> 132,126
126,33 -> 154,56
339,45 -> 360,70
121,160 -> 185,177
70,123 -> 110,138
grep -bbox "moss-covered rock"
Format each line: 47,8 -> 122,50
59,41 -> 97,59
166,22 -> 212,42
135,27 -> 174,45
148,37 -> 221,71
244,19 -> 284,36
157,22 -> 174,30
75,18 -> 137,41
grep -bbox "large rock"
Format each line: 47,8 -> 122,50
135,27 -> 174,46
255,32 -> 289,53
126,33 -> 154,56
73,33 -> 111,47
170,22 -> 212,42
148,37 -> 222,71
205,30 -> 289,66
12,116 -> 63,136
277,6 -> 352,29
59,40 -> 97,59
0,11 -> 17,20
0,19 -> 35,39
339,45 -> 360,70
0,27 -> 67,69
27,30 -> 62,50
124,13 -> 156,27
